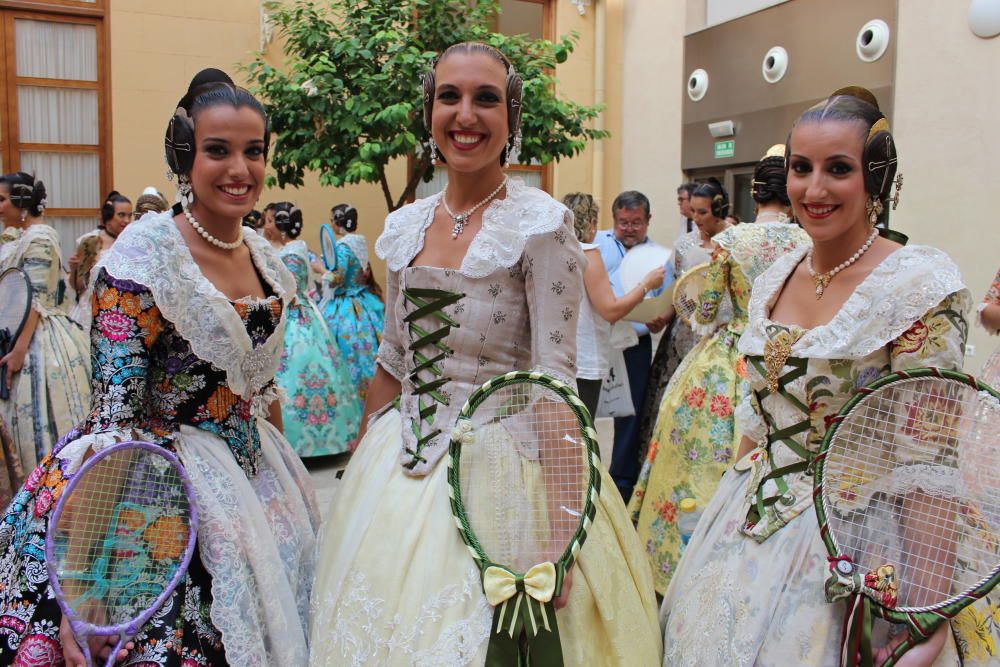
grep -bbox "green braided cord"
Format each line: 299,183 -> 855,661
446,371 -> 602,592
812,367 -> 1000,645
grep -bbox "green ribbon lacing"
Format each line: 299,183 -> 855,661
401,287 -> 463,469
745,356 -> 813,526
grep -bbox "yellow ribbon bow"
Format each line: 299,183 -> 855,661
483,562 -> 557,637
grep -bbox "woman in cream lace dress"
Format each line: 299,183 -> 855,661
309,42 -> 660,666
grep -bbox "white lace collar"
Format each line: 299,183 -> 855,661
95,211 -> 296,399
375,178 -> 570,278
740,243 -> 968,359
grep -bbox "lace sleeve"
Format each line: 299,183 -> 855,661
523,213 -> 582,386
693,246 -> 731,335
56,269 -> 168,471
375,267 -> 406,381
21,232 -> 59,311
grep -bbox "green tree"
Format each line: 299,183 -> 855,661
246,0 -> 608,211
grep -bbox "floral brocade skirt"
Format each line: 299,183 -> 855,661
319,290 -> 384,406
628,324 -> 748,595
309,409 -> 662,666
277,299 -> 363,456
0,420 -> 319,666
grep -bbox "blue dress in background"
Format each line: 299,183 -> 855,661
277,240 -> 362,455
318,235 -> 384,408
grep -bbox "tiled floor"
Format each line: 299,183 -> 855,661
305,417 -> 616,515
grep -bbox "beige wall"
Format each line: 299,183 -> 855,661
619,0 -> 686,243
893,1 -> 999,373
110,1 -> 611,287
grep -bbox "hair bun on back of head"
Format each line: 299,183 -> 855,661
829,86 -> 880,111
177,68 -> 235,110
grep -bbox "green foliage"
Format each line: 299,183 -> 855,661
244,0 -> 608,211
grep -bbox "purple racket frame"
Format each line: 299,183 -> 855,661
44,440 -> 199,667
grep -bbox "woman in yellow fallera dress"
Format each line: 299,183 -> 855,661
629,157 -> 808,595
309,42 -> 661,666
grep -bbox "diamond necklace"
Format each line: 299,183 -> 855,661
441,177 -> 508,239
183,202 -> 244,250
806,228 -> 878,299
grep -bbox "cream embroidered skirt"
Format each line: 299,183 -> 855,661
309,409 -> 662,666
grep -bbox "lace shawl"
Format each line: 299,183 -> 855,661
740,244 -> 969,359
375,178 -> 571,278
340,233 -> 369,269
712,221 -> 811,286
94,212 -> 296,399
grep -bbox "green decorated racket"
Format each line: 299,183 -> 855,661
814,367 -> 1000,667
447,371 -> 601,666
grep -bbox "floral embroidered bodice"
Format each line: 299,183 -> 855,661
321,236 -> 370,298
375,179 -> 583,475
61,213 -> 295,476
735,244 -> 970,541
695,222 -> 810,335
0,224 -> 66,315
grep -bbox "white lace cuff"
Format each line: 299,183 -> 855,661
977,302 -> 999,335
251,382 -> 285,419
376,342 -> 407,382
735,393 -> 767,447
690,320 -> 718,337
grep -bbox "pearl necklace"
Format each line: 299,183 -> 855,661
183,203 -> 244,250
441,177 -> 508,239
806,228 -> 878,299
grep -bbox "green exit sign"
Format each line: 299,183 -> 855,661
714,140 -> 735,159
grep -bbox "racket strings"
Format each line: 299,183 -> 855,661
0,270 -> 31,335
825,378 -> 1000,609
51,448 -> 192,627
460,384 -> 590,573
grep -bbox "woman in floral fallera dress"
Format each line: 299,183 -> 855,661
0,173 -> 91,469
661,87 -> 999,666
629,170 -> 808,595
264,202 -> 361,455
318,203 -> 385,409
0,69 -> 318,666
309,43 -> 660,666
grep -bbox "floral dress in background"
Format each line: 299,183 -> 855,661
276,240 -> 362,455
318,234 -> 384,407
0,214 -> 319,666
634,229 -> 713,454
0,224 -> 91,467
629,221 -> 808,594
660,244 -> 1000,666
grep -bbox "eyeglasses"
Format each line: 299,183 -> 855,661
615,220 -> 648,230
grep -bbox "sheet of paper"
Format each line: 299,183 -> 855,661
623,283 -> 675,323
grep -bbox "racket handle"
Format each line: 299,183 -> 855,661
0,365 -> 8,400
103,636 -> 127,667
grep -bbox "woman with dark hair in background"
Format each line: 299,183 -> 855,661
317,203 -> 386,413
564,191 -> 665,418
264,201 -> 362,455
0,172 -> 91,469
629,169 -> 808,596
0,69 -> 318,666
68,190 -> 133,330
660,87 -> 991,665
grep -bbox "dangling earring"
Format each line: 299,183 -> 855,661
20,209 -> 27,223
503,129 -> 522,169
178,175 -> 194,208
890,173 -> 904,210
865,194 -> 884,227
428,137 -> 439,163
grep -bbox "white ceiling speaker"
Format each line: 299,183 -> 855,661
687,69 -> 709,102
856,19 -> 890,62
969,0 -> 1000,38
762,46 -> 788,83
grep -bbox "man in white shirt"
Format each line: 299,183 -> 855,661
594,190 -> 673,501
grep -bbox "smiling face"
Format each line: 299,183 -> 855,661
787,120 -> 868,244
106,201 -> 133,237
613,206 -> 650,249
188,104 -> 266,223
430,51 -> 510,175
